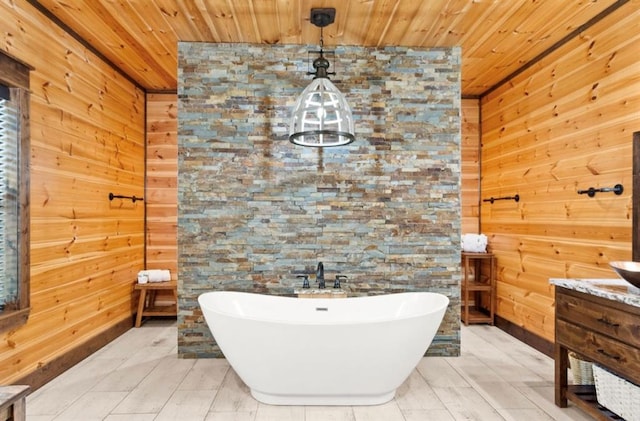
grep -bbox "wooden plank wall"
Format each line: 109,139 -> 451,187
0,0 -> 145,386
462,98 -> 480,234
146,93 -> 178,276
480,5 -> 640,342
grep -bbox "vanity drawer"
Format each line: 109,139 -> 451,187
556,319 -> 640,385
556,291 -> 640,348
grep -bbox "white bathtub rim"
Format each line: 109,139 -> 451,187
197,290 -> 450,326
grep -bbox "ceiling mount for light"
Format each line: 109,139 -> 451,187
288,8 -> 355,148
310,8 -> 335,27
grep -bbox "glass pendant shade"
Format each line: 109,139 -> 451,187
289,77 -> 355,147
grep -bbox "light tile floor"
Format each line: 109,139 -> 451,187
26,321 -> 594,421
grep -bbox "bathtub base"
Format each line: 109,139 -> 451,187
250,389 -> 396,406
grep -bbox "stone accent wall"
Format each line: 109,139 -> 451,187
178,42 -> 461,358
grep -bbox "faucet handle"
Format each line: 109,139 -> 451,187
296,274 -> 310,289
334,275 -> 348,289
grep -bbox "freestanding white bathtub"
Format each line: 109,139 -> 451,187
198,291 -> 449,406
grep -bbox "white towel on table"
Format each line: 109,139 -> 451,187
138,269 -> 171,282
461,234 -> 488,253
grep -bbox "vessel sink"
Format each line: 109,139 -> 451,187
609,261 -> 640,288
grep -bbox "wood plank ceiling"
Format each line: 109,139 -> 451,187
32,0 -> 629,96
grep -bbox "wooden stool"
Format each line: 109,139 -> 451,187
134,280 -> 178,327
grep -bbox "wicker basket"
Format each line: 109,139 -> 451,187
568,353 -> 594,385
593,364 -> 640,421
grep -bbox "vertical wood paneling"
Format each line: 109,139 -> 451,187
461,98 -> 480,234
480,5 -> 640,342
146,93 -> 178,276
0,0 -> 144,385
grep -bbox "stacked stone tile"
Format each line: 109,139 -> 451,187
178,43 -> 461,358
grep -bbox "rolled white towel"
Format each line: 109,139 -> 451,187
139,269 -> 171,282
148,269 -> 171,282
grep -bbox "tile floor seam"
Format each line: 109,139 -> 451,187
510,383 -> 559,421
410,361 -> 453,415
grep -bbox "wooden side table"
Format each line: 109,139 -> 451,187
0,385 -> 29,421
134,280 -> 178,327
461,252 -> 496,325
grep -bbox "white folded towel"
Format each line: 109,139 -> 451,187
137,269 -> 171,282
461,234 -> 488,253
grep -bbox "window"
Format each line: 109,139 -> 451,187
0,88 -> 19,310
0,51 -> 31,332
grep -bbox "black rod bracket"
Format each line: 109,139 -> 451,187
109,192 -> 144,203
577,184 -> 623,197
483,194 -> 520,204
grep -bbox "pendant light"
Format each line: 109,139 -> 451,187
289,8 -> 355,147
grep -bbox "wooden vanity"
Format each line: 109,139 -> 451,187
551,279 -> 640,420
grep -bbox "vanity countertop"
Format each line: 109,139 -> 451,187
550,278 -> 640,308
